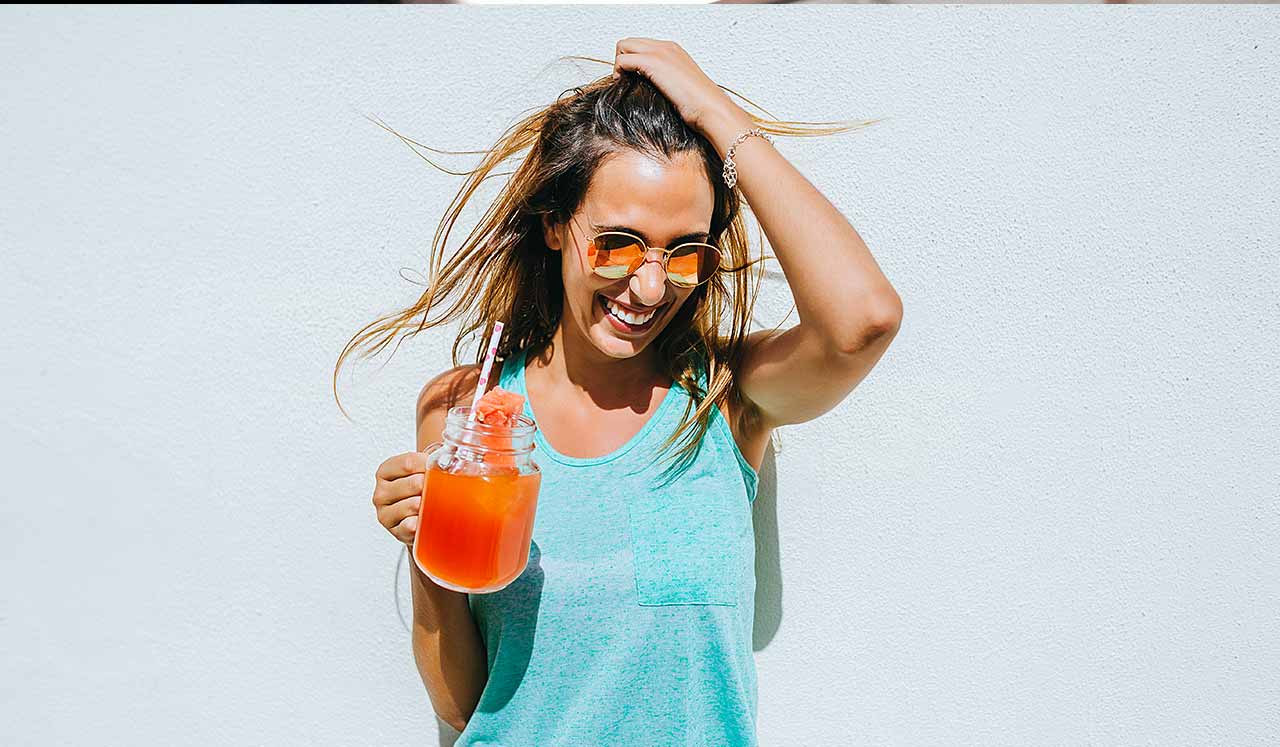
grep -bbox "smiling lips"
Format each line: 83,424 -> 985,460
599,295 -> 665,330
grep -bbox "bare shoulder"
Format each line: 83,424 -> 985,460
415,363 -> 496,451
416,364 -> 481,419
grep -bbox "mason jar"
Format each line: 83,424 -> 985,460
412,406 -> 541,594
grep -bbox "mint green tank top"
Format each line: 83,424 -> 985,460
457,347 -> 760,746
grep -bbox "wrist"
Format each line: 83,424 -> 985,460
412,570 -> 468,608
700,105 -> 757,158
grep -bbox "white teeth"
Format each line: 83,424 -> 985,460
604,298 -> 657,326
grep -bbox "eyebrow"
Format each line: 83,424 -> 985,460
591,224 -> 710,246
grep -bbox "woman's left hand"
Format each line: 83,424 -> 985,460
612,38 -> 750,136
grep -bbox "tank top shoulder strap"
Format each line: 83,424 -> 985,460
497,348 -> 527,397
689,348 -> 760,503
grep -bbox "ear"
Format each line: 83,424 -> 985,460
541,214 -> 562,252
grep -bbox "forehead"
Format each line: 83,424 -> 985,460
582,149 -> 714,236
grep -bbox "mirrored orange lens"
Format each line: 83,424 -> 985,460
588,233 -> 644,279
667,243 -> 719,287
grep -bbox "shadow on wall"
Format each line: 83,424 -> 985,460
439,718 -> 461,745
752,440 -> 782,651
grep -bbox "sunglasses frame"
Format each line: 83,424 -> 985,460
585,230 -> 723,289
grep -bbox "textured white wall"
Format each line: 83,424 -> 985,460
3,6 -> 1278,746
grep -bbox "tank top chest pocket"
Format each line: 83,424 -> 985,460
625,472 -> 752,607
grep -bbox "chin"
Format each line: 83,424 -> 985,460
592,332 -> 648,359
583,295 -> 671,359
587,317 -> 652,358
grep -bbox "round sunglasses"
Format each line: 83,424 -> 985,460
585,231 -> 722,288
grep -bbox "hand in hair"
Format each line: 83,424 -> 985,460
612,38 -> 749,136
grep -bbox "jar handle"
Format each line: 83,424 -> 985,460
420,440 -> 444,464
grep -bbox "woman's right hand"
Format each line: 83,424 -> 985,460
373,451 -> 430,547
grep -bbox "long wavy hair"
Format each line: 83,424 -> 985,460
334,57 -> 879,481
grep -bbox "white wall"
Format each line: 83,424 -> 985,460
2,6 -> 1277,745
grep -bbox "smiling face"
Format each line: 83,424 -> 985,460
542,148 -> 715,361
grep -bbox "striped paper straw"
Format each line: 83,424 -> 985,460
467,321 -> 505,423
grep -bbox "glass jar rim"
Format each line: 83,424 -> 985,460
446,405 -> 537,435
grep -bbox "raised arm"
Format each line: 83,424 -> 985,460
609,39 -> 903,430
702,107 -> 904,430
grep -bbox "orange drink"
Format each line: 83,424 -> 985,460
415,464 -> 541,592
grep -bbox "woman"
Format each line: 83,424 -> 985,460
341,39 -> 902,745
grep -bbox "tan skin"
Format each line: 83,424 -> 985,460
371,38 -> 903,732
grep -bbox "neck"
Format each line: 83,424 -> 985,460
530,322 -> 667,403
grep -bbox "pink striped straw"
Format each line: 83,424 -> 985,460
467,321 -> 505,423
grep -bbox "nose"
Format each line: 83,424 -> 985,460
628,251 -> 669,307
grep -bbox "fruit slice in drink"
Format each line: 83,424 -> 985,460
473,386 -> 525,427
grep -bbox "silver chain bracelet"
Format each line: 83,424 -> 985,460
722,128 -> 773,190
